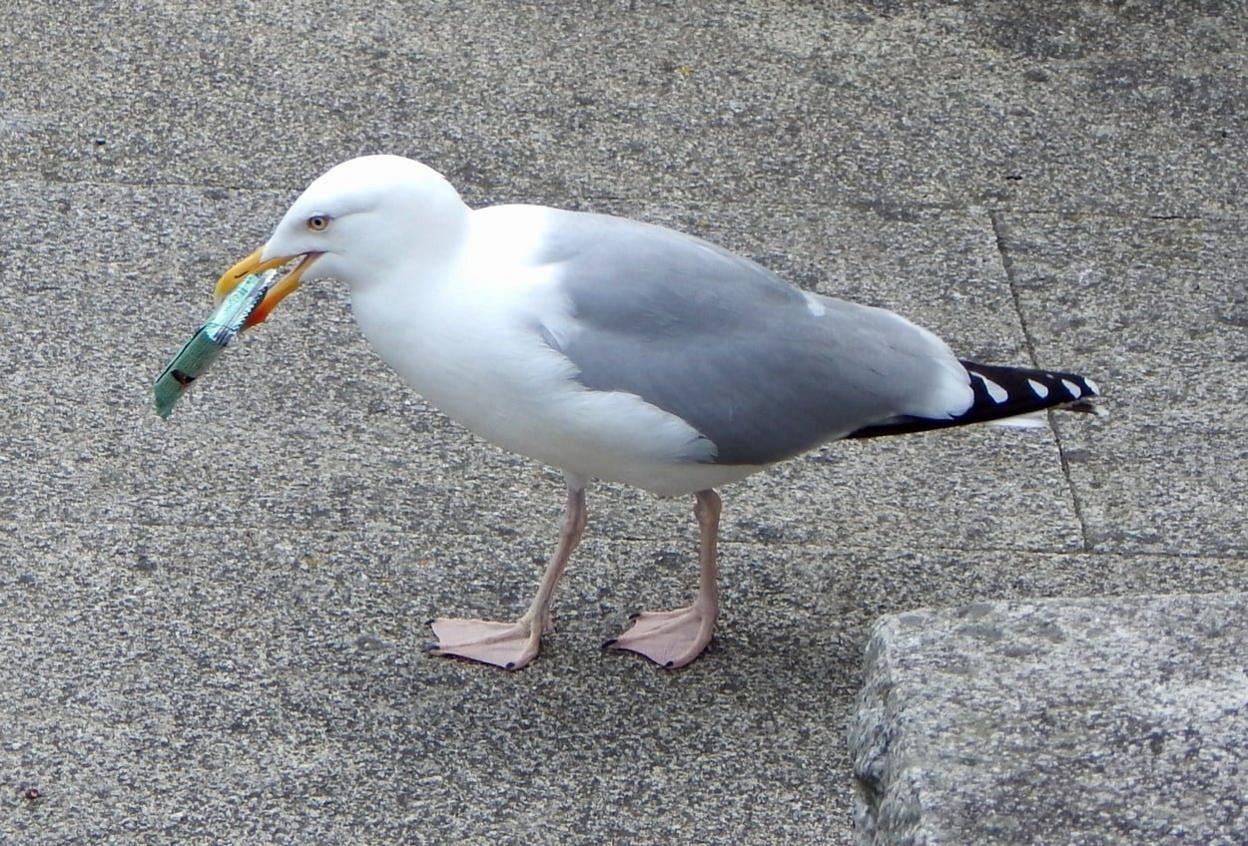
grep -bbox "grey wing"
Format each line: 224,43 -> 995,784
535,209 -> 972,465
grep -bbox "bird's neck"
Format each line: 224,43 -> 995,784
348,198 -> 471,295
347,205 -> 471,353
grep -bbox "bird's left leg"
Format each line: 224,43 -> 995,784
425,475 -> 588,670
605,488 -> 720,669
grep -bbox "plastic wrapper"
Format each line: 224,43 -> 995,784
153,270 -> 274,419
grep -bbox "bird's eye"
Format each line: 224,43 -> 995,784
306,214 -> 331,232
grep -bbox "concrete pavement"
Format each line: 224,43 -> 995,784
2,2 -> 1245,843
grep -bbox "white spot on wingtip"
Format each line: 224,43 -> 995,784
1062,379 -> 1081,398
1084,377 -> 1100,396
1027,378 -> 1049,399
803,292 -> 827,317
971,372 -> 1009,403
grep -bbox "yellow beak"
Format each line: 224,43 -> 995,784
214,247 -> 321,328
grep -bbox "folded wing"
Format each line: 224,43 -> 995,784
533,210 -> 975,465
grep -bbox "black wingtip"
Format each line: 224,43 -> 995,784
846,361 -> 1103,439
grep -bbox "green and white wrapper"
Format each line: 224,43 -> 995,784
153,270 -> 275,419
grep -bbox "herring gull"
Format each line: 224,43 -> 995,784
213,155 -> 1100,670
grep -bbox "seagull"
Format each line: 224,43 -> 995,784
214,155 -> 1100,671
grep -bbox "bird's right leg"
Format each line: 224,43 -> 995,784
604,488 -> 721,669
425,475 -> 587,670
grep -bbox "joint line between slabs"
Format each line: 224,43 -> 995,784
990,210 -> 1094,553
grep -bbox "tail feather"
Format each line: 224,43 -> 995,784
845,360 -> 1101,440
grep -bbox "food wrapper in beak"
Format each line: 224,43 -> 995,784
153,270 -> 275,419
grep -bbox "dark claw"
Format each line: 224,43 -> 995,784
664,660 -> 674,669
504,662 -> 516,670
601,638 -> 618,649
421,642 -> 442,653
425,619 -> 436,627
628,611 -> 641,620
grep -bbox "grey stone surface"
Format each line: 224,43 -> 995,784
4,524 -> 1246,845
0,1 -> 1245,843
3,2 -> 1246,215
849,594 -> 1248,846
999,213 -> 1248,557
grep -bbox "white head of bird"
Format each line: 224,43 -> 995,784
214,155 -> 469,326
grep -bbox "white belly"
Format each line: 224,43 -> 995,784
350,280 -> 759,496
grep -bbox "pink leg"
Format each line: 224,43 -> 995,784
426,478 -> 587,670
606,489 -> 721,669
